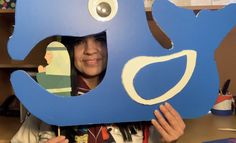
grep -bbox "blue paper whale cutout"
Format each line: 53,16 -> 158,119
8,0 -> 236,126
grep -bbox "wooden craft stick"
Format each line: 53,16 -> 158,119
58,126 -> 61,136
218,128 -> 236,132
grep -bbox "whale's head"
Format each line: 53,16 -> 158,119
8,0 -> 236,126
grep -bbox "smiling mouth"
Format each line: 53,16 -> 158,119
84,58 -> 102,65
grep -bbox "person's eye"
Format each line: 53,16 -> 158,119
88,0 -> 118,22
95,37 -> 104,42
75,39 -> 85,46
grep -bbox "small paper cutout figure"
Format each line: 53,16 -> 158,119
36,41 -> 71,96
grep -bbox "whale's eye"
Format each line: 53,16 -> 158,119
88,0 -> 118,22
96,2 -> 111,17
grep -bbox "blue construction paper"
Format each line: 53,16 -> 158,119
7,0 -> 236,126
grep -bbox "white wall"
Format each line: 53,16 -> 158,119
170,0 -> 233,6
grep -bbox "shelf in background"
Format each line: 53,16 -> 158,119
0,60 -> 40,69
0,9 -> 15,13
0,116 -> 21,142
0,64 -> 38,69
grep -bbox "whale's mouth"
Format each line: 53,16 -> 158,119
122,50 -> 197,105
26,32 -> 108,97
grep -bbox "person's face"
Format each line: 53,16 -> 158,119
44,51 -> 53,64
74,36 -> 107,78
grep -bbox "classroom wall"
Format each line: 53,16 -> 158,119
215,26 -> 236,96
171,0 -> 231,6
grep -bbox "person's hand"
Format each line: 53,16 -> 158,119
151,102 -> 185,143
38,65 -> 46,72
144,0 -> 155,11
46,136 -> 69,143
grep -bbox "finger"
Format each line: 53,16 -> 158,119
165,102 -> 186,130
159,104 -> 183,134
162,103 -> 185,140
153,110 -> 182,142
151,118 -> 170,141
64,139 -> 69,143
47,136 -> 66,143
154,109 -> 174,135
